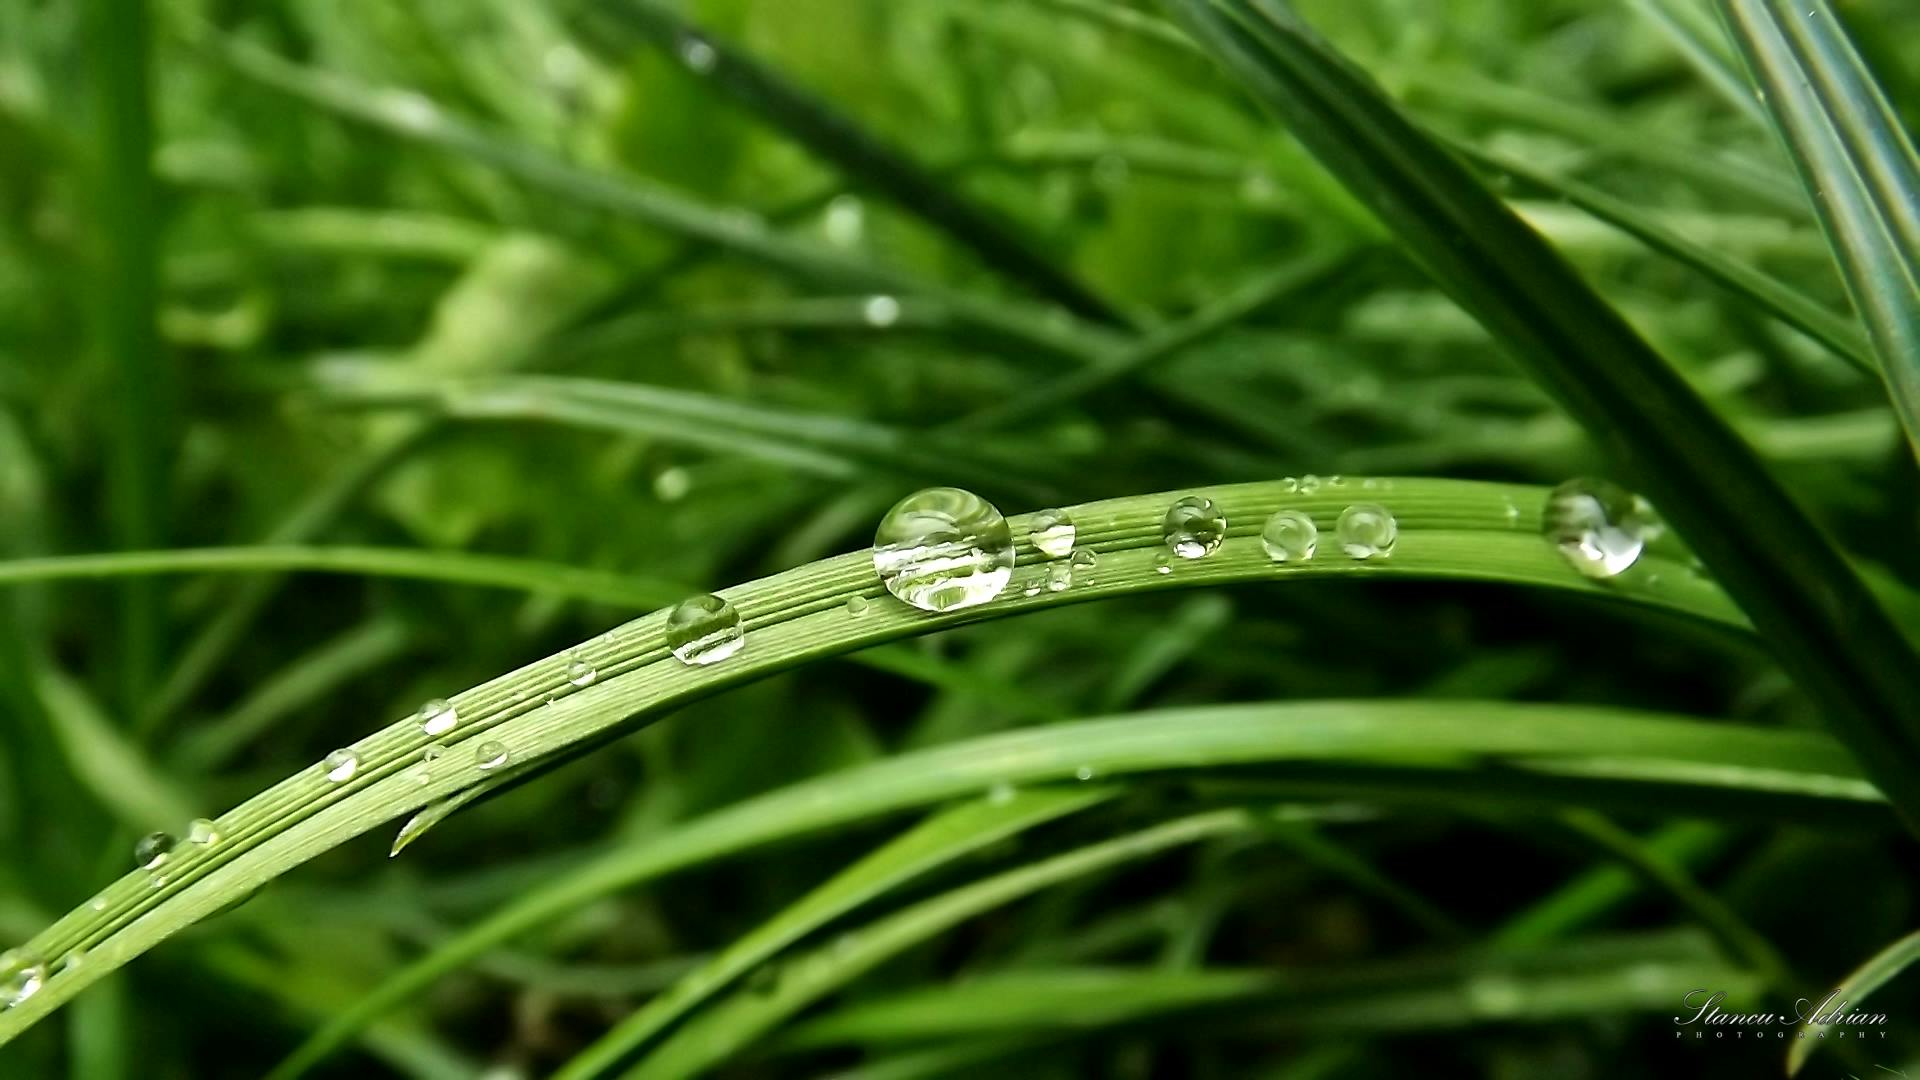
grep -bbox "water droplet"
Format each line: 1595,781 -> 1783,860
416,742 -> 447,784
134,832 -> 176,871
654,465 -> 692,502
987,781 -> 1016,805
872,487 -> 1015,612
1022,581 -> 1042,598
1278,477 -> 1299,494
1261,509 -> 1318,563
1153,551 -> 1173,575
88,897 -> 108,913
323,748 -> 360,783
1046,562 -> 1072,592
566,652 -> 598,687
475,740 -> 511,772
53,950 -> 83,977
823,194 -> 865,247
677,33 -> 717,73
187,818 -> 221,846
1299,474 -> 1322,494
1,950 -> 46,1009
1074,764 -> 1096,781
1544,478 -> 1656,579
861,295 -> 901,328
417,698 -> 457,737
1336,503 -> 1396,559
1162,496 -> 1226,559
1070,548 -> 1096,569
1028,508 -> 1076,559
665,593 -> 746,665
845,594 -> 870,616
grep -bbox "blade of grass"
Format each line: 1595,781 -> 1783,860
0,477 -> 1797,1055
87,0 -> 168,710
1718,0 -> 1920,458
581,0 -> 1128,324
1164,0 -> 1920,833
1788,927 -> 1920,1075
552,787 -> 1113,1079
1625,0 -> 1769,124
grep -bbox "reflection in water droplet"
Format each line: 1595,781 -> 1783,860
1162,496 -> 1226,559
666,594 -> 746,665
872,487 -> 1015,612
187,818 -> 221,846
2,950 -> 46,1009
135,832 -> 177,871
418,698 -> 457,737
1261,509 -> 1318,563
1028,509 -> 1076,559
324,748 -> 360,783
1544,478 -> 1657,579
567,652 -> 598,687
475,740 -> 511,772
1336,504 -> 1397,559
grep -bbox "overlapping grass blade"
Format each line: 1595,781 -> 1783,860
552,787 -> 1113,1079
1625,0 -> 1769,123
1718,0 -> 1920,456
581,0 -> 1125,324
1163,0 -> 1920,832
1787,926 -> 1920,1075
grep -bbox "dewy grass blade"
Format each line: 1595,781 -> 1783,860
553,787 -> 1113,1079
583,0 -> 1128,325
1164,0 -> 1920,834
1718,0 -> 1920,458
0,476 -> 1834,1059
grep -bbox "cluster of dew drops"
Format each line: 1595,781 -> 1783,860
0,476 -> 1661,1012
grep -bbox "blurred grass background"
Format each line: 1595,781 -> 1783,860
2,0 -> 1919,1076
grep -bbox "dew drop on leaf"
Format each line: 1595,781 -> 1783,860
1544,478 -> 1658,579
872,487 -> 1015,612
665,593 -> 746,665
1336,503 -> 1396,559
1028,508 -> 1076,559
1262,509 -> 1319,563
1162,496 -> 1226,560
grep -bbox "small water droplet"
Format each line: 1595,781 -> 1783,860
1162,496 -> 1226,559
1544,478 -> 1656,579
324,748 -> 360,783
1278,477 -> 1299,494
1,950 -> 46,1009
474,740 -> 511,772
1261,509 -> 1318,563
1299,474 -> 1323,495
1047,562 -> 1072,592
1028,508 -> 1076,559
677,33 -> 717,73
845,594 -> 870,616
187,818 -> 221,846
1153,551 -> 1173,575
872,487 -> 1015,612
1070,548 -> 1096,569
1022,581 -> 1042,597
654,465 -> 692,502
416,742 -> 447,784
1074,764 -> 1096,781
88,897 -> 108,913
566,651 -> 598,687
134,832 -> 176,871
417,698 -> 457,737
665,593 -> 746,665
53,950 -> 83,977
1336,504 -> 1397,559
823,194 -> 865,247
988,781 -> 1016,805
861,295 -> 901,328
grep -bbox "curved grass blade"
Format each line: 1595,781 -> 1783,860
1164,0 -> 1920,833
582,0 -> 1126,324
1788,927 -> 1920,1075
780,936 -> 1747,1051
0,477 -> 1783,1054
1718,0 -> 1920,458
552,787 -> 1112,1079
263,695 -> 1881,1078
1625,0 -> 1769,124
1460,145 -> 1873,374
621,809 -> 1259,1080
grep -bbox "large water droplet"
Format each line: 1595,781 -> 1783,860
1028,509 -> 1076,559
475,740 -> 511,772
1336,504 -> 1396,559
187,818 -> 221,846
1162,496 -> 1226,559
417,698 -> 457,737
665,593 -> 746,665
566,651 -> 598,687
134,832 -> 176,870
1262,509 -> 1318,563
323,748 -> 360,783
1,950 -> 46,1009
872,487 -> 1015,612
1544,478 -> 1655,579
